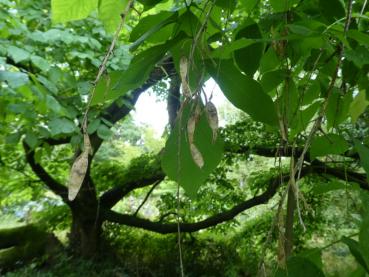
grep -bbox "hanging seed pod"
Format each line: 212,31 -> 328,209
179,56 -> 191,98
205,101 -> 218,143
187,114 -> 196,144
68,133 -> 91,201
83,133 -> 92,154
187,104 -> 204,168
190,143 -> 204,168
187,104 -> 201,144
68,151 -> 88,201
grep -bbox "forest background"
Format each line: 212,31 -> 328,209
1,0 -> 369,276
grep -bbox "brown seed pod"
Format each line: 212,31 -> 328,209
68,151 -> 89,201
205,101 -> 218,143
190,143 -> 204,168
68,132 -> 92,201
179,56 -> 191,98
187,104 -> 204,168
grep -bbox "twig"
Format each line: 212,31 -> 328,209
295,0 -> 354,182
159,212 -> 178,222
82,0 -> 134,134
133,181 -> 161,216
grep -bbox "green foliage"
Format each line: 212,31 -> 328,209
350,91 -> 369,123
276,256 -> 325,277
233,19 -> 264,76
310,134 -> 349,160
98,0 -> 130,33
162,102 -> 224,197
207,59 -> 278,126
355,140 -> 369,180
2,0 -> 369,275
51,0 -> 98,23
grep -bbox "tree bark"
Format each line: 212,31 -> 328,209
69,209 -> 102,257
68,175 -> 102,257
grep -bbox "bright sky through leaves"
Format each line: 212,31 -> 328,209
132,79 -> 230,136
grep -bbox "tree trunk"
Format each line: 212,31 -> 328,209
68,176 -> 102,257
70,210 -> 102,257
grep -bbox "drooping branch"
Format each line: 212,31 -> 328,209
23,142 -> 69,202
133,180 -> 161,216
102,172 -> 289,234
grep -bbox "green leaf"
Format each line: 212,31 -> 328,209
342,237 -> 369,273
51,0 -> 98,23
7,46 -> 30,63
259,47 -> 280,74
287,24 -> 313,36
260,69 -> 286,93
175,10 -> 201,37
45,95 -> 62,113
215,0 -> 237,11
31,55 -> 50,71
345,46 -> 369,68
207,59 -> 278,126
310,134 -> 349,159
289,101 -> 320,138
299,248 -> 323,269
347,30 -> 369,47
91,39 -> 178,105
211,38 -> 255,60
129,11 -> 177,51
87,118 -> 101,134
98,0 -> 129,33
319,0 -> 345,23
48,118 -> 77,136
275,256 -> 325,277
313,181 -> 347,195
97,124 -> 113,140
25,132 -> 38,149
5,132 -> 21,145
0,71 -> 29,88
161,102 -> 224,197
359,216 -> 369,265
354,140 -> 369,181
138,0 -> 166,10
279,79 -> 299,125
326,88 -> 352,129
240,0 -> 259,13
90,70 -> 122,105
302,79 -> 320,105
350,90 -> 369,123
270,0 -> 299,12
233,19 -> 263,76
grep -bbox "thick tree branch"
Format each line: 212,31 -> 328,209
102,172 -> 287,234
23,142 -> 69,202
226,143 -> 359,160
310,160 -> 369,190
44,137 -> 70,145
101,161 -> 369,234
100,172 -> 165,209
